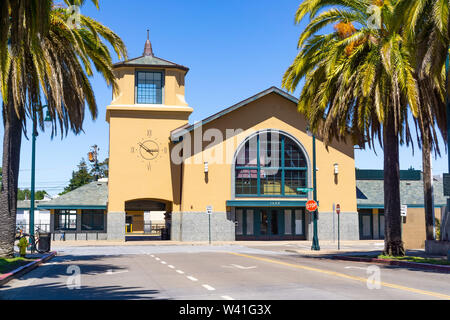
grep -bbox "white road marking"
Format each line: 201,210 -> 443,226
161,261 -> 167,264
168,265 -> 175,269
155,258 -> 160,261
150,254 -> 154,257
187,276 -> 198,282
176,270 -> 185,274
222,296 -> 234,300
230,264 -> 257,270
345,266 -> 368,270
202,284 -> 216,291
106,270 -> 129,275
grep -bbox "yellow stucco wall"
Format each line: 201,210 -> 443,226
107,106 -> 191,212
403,207 -> 442,249
178,93 -> 357,213
111,67 -> 188,106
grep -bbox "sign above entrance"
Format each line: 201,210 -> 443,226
306,200 -> 318,212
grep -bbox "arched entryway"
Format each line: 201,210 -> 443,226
231,129 -> 311,240
124,199 -> 172,240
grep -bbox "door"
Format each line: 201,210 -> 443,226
126,215 -> 133,233
359,212 -> 373,239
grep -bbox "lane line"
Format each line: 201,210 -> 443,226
227,252 -> 450,300
168,265 -> 175,269
155,258 -> 160,261
161,261 -> 167,265
202,284 -> 216,291
176,270 -> 185,274
222,295 -> 234,300
187,276 -> 198,282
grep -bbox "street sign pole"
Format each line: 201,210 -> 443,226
311,134 -> 320,251
336,204 -> 341,250
207,206 -> 212,245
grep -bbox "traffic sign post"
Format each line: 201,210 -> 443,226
306,200 -> 320,251
206,206 -> 212,245
336,204 -> 341,250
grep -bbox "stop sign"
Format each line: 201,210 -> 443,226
336,204 -> 341,215
306,200 -> 318,212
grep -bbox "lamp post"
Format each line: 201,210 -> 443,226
307,126 -> 320,251
29,105 -> 51,249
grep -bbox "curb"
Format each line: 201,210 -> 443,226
0,251 -> 57,286
333,255 -> 450,273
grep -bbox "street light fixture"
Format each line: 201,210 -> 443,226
29,105 -> 52,251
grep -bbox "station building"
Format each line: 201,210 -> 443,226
104,36 -> 359,242
34,36 -> 448,249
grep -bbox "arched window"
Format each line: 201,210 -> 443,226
235,131 -> 308,197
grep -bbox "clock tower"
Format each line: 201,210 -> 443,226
106,33 -> 192,240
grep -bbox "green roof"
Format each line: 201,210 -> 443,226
356,169 -> 422,181
357,179 -> 446,208
114,55 -> 189,72
38,180 -> 108,210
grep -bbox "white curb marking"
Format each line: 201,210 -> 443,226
202,284 -> 216,291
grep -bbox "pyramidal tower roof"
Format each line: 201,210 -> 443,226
114,30 -> 189,72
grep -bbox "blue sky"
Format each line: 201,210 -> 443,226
2,0 -> 449,196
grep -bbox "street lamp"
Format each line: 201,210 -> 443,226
307,126 -> 320,251
29,105 -> 51,250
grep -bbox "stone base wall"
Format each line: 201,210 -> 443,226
52,233 -> 108,241
425,240 -> 450,256
171,212 -> 235,241
107,211 -> 125,241
315,211 -> 359,241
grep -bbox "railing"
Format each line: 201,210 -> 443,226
16,223 -> 50,234
126,223 -> 166,235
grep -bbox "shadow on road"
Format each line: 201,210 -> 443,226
0,282 -> 161,300
283,250 -> 450,274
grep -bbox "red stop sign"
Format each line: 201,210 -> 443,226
306,200 -> 318,212
336,204 -> 341,215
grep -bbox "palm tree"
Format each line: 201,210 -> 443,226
396,0 -> 449,242
283,0 -> 421,256
0,0 -> 127,258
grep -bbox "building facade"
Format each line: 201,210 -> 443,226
105,37 -> 359,242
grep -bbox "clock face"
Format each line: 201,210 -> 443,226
130,130 -> 168,171
138,140 -> 160,161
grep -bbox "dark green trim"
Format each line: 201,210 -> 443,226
38,205 -> 107,210
227,200 -> 307,207
358,204 -> 445,209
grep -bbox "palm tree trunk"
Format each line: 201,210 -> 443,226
0,101 -> 23,258
383,116 -> 405,256
420,119 -> 435,241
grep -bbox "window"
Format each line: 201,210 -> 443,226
136,71 -> 163,104
235,131 -> 308,197
55,210 -> 77,231
81,210 -> 105,231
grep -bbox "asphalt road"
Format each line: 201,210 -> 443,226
1,244 -> 449,300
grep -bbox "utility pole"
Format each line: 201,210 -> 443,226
88,145 -> 100,181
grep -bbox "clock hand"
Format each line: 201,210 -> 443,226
138,142 -> 153,154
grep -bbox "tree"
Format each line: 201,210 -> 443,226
60,159 -> 94,195
282,0 -> 423,256
0,1 -> 127,258
397,0 -> 449,241
17,189 -> 49,201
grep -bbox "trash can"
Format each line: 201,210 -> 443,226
38,233 -> 51,253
